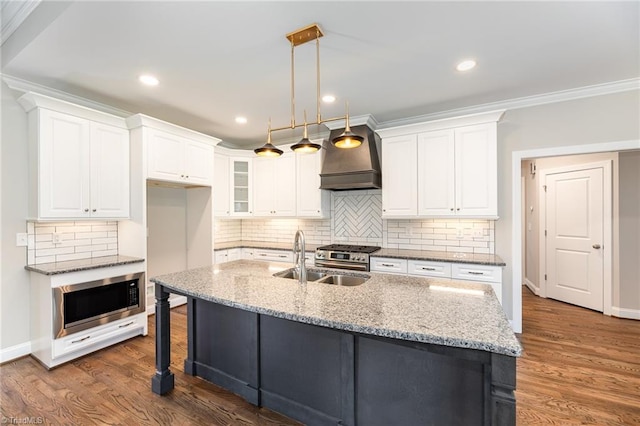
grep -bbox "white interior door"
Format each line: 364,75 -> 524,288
546,167 -> 604,311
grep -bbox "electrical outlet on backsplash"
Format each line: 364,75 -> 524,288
26,220 -> 119,265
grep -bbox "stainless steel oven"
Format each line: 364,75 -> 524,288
53,272 -> 145,338
315,244 -> 381,271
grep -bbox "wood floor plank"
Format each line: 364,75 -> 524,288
2,290 -> 639,425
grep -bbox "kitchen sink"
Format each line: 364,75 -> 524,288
275,270 -> 327,281
274,268 -> 369,286
316,275 -> 366,286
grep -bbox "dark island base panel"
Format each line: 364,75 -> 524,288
151,288 -> 516,426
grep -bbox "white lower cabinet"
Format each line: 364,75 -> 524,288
52,314 -> 146,360
215,248 -> 241,264
254,249 -> 294,263
371,256 -> 503,304
407,259 -> 451,278
241,248 -> 255,259
451,263 -> 502,303
370,257 -> 408,275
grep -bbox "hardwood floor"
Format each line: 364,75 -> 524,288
1,290 -> 639,425
517,287 -> 640,425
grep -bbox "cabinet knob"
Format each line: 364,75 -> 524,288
450,208 -> 454,211
185,175 -> 189,179
84,208 -> 89,212
92,209 -> 97,213
456,208 -> 460,211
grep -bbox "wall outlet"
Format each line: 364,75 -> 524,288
472,229 -> 484,238
456,227 -> 464,239
52,232 -> 62,244
16,233 -> 28,247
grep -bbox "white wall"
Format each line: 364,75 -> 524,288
618,151 -> 640,311
0,81 -> 31,357
496,89 -> 640,324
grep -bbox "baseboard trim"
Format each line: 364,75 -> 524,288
611,306 -> 640,320
523,278 -> 540,296
170,296 -> 187,308
0,341 -> 31,364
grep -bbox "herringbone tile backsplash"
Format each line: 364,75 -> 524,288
216,190 -> 495,254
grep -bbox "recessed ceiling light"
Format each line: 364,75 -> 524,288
235,116 -> 248,124
322,94 -> 336,103
456,60 -> 476,72
139,74 -> 159,86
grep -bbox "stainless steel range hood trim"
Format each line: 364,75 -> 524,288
319,125 -> 382,191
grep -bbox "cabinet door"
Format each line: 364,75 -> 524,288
252,157 -> 274,216
39,109 -> 91,218
454,124 -> 497,217
213,154 -> 230,216
147,129 -> 185,182
185,141 -> 213,186
417,130 -> 456,216
381,134 -> 417,217
273,153 -> 296,216
90,123 -> 130,218
231,159 -> 252,215
296,151 -> 329,217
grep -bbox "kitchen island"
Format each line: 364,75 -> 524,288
150,260 -> 521,426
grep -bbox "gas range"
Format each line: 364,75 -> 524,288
315,244 -> 381,272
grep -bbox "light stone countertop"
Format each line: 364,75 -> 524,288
151,260 -> 522,357
25,255 -> 145,275
214,240 -> 321,252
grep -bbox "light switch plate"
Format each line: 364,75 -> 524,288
16,233 -> 28,247
52,233 -> 62,244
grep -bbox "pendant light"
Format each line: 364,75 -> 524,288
255,23 -> 361,156
254,119 -> 283,157
332,101 -> 364,149
291,111 -> 321,153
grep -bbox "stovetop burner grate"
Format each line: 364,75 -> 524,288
317,244 -> 381,254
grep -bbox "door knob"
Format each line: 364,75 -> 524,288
592,244 -> 601,249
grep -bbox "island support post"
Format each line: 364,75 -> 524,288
151,283 -> 174,395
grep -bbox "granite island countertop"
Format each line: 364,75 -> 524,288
25,255 -> 145,275
151,259 -> 521,357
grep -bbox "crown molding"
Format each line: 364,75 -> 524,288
18,91 -> 128,128
1,0 -> 41,46
377,110 -> 505,138
378,78 -> 640,131
2,74 -> 132,118
126,114 -> 221,146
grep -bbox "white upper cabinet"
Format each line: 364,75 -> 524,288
19,93 -> 130,220
453,124 -> 497,216
381,134 -> 418,217
213,151 -> 230,217
296,149 -> 330,218
146,128 -> 214,186
231,157 -> 252,216
126,114 -> 219,188
253,153 -> 296,217
417,129 -> 455,216
379,110 -> 503,219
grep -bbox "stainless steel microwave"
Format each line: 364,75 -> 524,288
53,272 -> 145,338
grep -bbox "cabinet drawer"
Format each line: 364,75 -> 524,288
53,314 -> 145,359
451,264 -> 502,283
407,260 -> 451,278
254,249 -> 293,263
370,257 -> 408,275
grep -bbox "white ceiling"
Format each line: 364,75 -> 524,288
2,1 -> 638,149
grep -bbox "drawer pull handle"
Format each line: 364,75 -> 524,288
468,271 -> 485,275
259,253 -> 268,257
71,335 -> 91,344
278,255 -> 287,258
119,321 -> 135,328
421,267 -> 436,271
381,263 -> 395,267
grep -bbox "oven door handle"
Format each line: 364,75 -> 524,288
315,260 -> 368,271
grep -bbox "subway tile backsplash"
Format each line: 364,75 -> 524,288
215,192 -> 495,254
27,221 -> 118,264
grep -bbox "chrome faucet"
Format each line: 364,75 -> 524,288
293,230 -> 307,284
